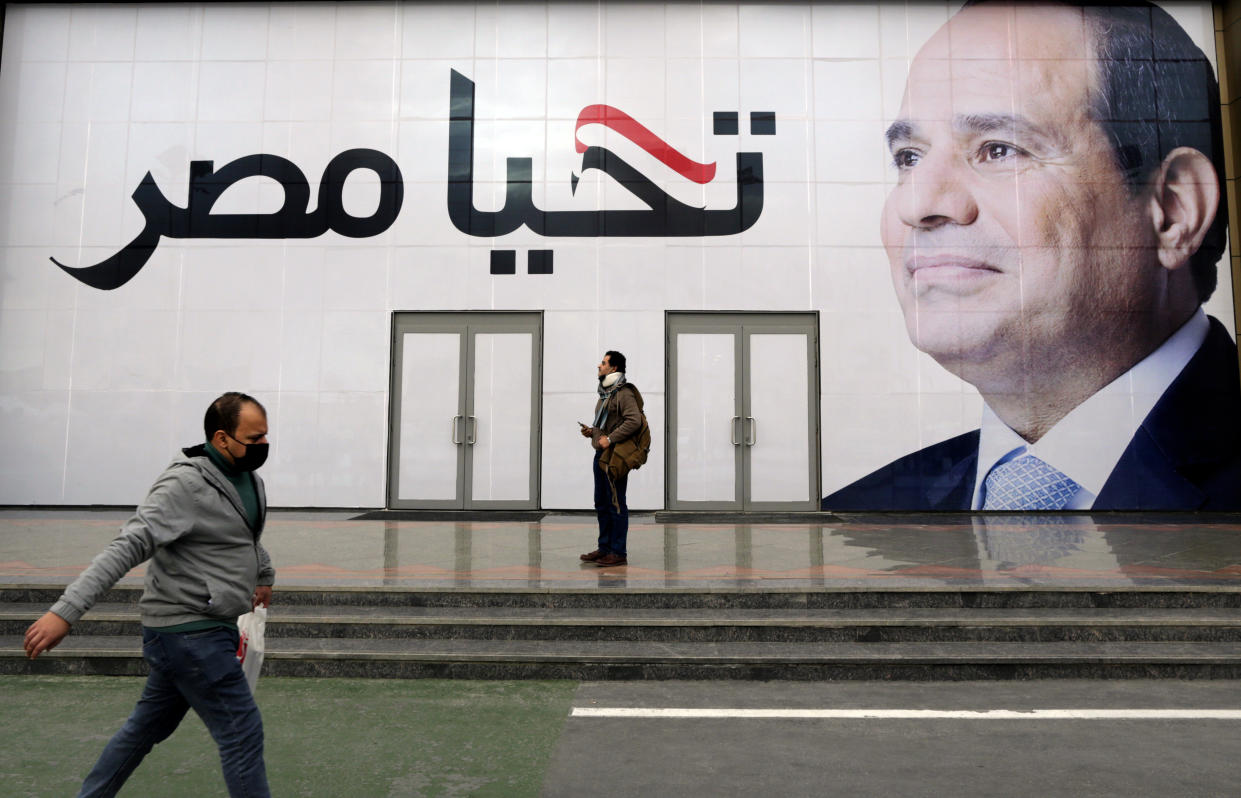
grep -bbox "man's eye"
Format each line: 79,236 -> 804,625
979,142 -> 1023,162
892,149 -> 921,169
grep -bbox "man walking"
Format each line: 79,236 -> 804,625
580,351 -> 642,567
24,392 -> 276,797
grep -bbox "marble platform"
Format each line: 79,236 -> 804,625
1,509 -> 1238,591
3,510 -> 1239,680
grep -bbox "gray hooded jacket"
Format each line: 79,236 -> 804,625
50,445 -> 275,628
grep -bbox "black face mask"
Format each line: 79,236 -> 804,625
224,433 -> 269,472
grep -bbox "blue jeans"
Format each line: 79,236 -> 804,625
593,451 -> 628,556
78,626 -> 268,798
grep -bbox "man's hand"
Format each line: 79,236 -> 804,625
579,423 -> 594,438
24,612 -> 70,660
599,434 -> 611,448
253,586 -> 273,609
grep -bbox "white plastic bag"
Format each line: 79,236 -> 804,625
235,606 -> 267,692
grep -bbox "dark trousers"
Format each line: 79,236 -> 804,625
593,451 -> 629,556
78,626 -> 269,798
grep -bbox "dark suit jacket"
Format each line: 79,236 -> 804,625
822,317 -> 1241,511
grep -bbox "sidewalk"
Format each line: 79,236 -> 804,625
2,510 -> 1238,590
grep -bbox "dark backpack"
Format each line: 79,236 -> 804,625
611,384 -> 652,471
598,386 -> 652,511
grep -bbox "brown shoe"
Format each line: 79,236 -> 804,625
580,549 -> 604,562
595,553 -> 628,567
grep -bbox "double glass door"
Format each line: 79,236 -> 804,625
387,312 -> 542,509
667,313 -> 819,511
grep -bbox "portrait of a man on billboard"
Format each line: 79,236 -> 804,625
824,1 -> 1241,511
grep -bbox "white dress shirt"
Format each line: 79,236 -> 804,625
971,309 -> 1210,510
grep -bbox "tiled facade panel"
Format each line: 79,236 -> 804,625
0,2 -> 1232,509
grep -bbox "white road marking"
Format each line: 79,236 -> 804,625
571,708 -> 1241,720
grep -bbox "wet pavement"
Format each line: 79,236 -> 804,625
4,512 -> 1239,796
1,510 -> 1238,590
544,680 -> 1241,798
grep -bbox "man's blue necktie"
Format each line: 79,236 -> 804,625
982,454 -> 1081,510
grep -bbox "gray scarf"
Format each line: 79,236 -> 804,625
593,372 -> 627,428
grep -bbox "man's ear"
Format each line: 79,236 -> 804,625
1148,146 -> 1220,271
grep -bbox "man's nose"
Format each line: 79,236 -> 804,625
895,153 -> 978,229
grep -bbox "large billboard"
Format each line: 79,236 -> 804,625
0,2 -> 1235,511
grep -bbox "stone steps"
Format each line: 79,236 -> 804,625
2,603 -> 1239,643
3,584 -> 1238,680
4,636 -> 1239,680
6,585 -> 1240,609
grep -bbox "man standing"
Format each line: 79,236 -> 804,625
824,1 -> 1240,511
580,351 -> 642,567
24,392 -> 275,797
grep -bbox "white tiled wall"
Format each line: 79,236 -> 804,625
0,1 -> 1230,508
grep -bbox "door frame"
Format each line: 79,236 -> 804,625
665,311 -> 820,512
386,311 -> 543,510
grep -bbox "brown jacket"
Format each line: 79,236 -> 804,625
591,383 -> 642,450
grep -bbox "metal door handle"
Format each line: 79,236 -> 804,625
451,416 -> 463,444
466,416 -> 477,445
731,416 -> 741,446
746,417 -> 756,446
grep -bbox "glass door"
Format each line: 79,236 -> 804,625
667,313 -> 818,511
388,312 -> 542,509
